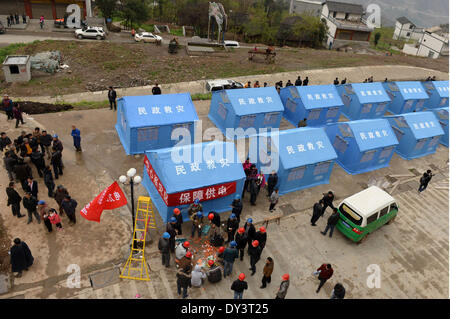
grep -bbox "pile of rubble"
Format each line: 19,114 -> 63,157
30,51 -> 63,74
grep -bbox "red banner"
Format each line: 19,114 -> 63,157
144,155 -> 236,206
79,181 -> 128,222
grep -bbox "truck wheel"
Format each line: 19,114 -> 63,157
77,34 -> 83,39
387,216 -> 396,225
357,234 -> 368,244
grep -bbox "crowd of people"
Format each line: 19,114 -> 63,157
5,13 -> 27,27
2,122 -> 79,260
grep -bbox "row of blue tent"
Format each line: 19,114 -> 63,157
114,81 -> 448,223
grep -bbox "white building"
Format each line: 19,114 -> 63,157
321,0 -> 373,49
393,17 -> 423,41
402,26 -> 449,59
289,0 -> 324,16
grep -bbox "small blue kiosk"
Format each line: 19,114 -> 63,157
337,82 -> 391,120
382,81 -> 429,114
385,111 -> 444,159
324,119 -> 399,175
250,127 -> 337,195
116,93 -> 198,155
280,84 -> 344,127
142,141 -> 246,223
208,87 -> 284,139
423,80 -> 449,109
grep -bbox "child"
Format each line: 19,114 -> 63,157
49,209 -> 63,231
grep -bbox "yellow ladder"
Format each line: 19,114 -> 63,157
120,196 -> 155,281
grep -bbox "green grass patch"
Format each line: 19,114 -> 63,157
191,93 -> 212,101
71,100 -> 109,109
140,24 -> 155,32
0,43 -> 28,63
170,28 -> 183,37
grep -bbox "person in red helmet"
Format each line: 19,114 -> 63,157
175,240 -> 190,260
276,274 -> 290,299
178,251 -> 193,271
206,259 -> 222,283
254,226 -> 267,251
173,208 -> 183,235
217,246 -> 225,265
235,227 -> 247,261
231,273 -> 248,299
208,211 -> 221,228
248,240 -> 262,276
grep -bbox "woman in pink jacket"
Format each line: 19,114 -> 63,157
48,209 -> 63,231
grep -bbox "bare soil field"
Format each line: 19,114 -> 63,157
0,40 -> 448,97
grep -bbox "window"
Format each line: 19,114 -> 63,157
326,107 -> 339,118
220,92 -> 230,103
345,13 -> 349,20
379,146 -> 394,158
333,135 -> 348,154
172,123 -> 191,136
361,103 -> 372,114
264,112 -> 279,125
137,127 -> 158,142
217,102 -> 227,120
406,32 -> 411,37
360,150 -> 376,163
286,98 -> 297,113
289,87 -> 300,98
390,203 -> 398,212
366,212 -> 379,224
428,136 -> 441,147
308,109 -> 321,120
338,124 -> 353,138
314,161 -> 331,175
379,206 -> 389,218
287,166 -> 306,181
121,109 -> 127,131
414,138 -> 427,150
392,126 -> 404,141
333,11 -> 337,18
341,93 -> 351,107
239,115 -> 256,128
339,203 -> 362,226
403,100 -> 414,112
375,102 -> 387,113
9,65 -> 19,74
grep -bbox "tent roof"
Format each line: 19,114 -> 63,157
145,141 -> 245,193
223,87 -> 285,116
119,93 -> 198,128
396,16 -> 415,26
395,81 -> 429,100
260,127 -> 337,169
432,81 -> 449,98
397,112 -> 444,139
346,119 -> 399,152
351,82 -> 391,104
325,1 -> 364,15
295,84 -> 344,109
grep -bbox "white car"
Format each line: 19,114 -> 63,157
135,32 -> 162,43
206,79 -> 244,92
75,27 -> 106,40
224,40 -> 240,48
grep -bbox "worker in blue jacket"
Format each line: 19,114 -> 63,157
70,125 -> 81,152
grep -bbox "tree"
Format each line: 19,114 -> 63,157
96,0 -> 117,19
120,0 -> 150,28
290,14 -> 327,47
177,0 -> 210,37
374,32 -> 381,47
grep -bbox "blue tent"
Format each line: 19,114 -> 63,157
423,81 -> 449,109
208,87 -> 284,139
382,81 -> 429,114
250,128 -> 337,195
385,111 -> 444,159
142,141 -> 245,223
431,107 -> 449,147
337,82 -> 391,120
280,84 -> 344,127
115,93 -> 198,155
324,119 -> 399,175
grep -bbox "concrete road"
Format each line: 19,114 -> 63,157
0,103 -> 448,299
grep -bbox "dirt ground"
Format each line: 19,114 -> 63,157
0,216 -> 11,274
1,40 -> 448,97
18,101 -> 73,114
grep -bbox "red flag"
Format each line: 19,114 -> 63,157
80,181 -> 128,222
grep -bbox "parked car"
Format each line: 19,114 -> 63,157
206,79 -> 244,92
75,26 -> 106,40
224,40 -> 240,48
134,32 -> 162,43
336,186 -> 398,243
0,21 -> 5,34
